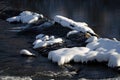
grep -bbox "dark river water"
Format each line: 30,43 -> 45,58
0,0 -> 120,80
9,0 -> 120,39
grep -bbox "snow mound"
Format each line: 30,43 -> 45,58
54,15 -> 95,34
6,11 -> 43,24
48,38 -> 120,67
33,34 -> 63,49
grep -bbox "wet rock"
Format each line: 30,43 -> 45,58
67,31 -> 92,46
40,22 -> 72,37
34,43 -> 66,57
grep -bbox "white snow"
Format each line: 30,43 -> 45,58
20,49 -> 35,56
48,47 -> 90,65
108,51 -> 120,67
6,11 -> 43,24
33,39 -> 42,45
48,38 -> 120,67
6,16 -> 20,22
33,35 -> 63,49
54,15 -> 95,34
85,36 -> 98,43
67,30 -> 79,37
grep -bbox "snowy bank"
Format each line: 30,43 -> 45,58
6,11 -> 43,24
54,15 -> 95,35
48,38 -> 120,67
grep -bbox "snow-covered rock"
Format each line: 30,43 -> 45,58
33,35 -> 63,49
54,15 -> 95,35
48,38 -> 120,67
48,47 -> 90,65
20,49 -> 36,57
6,11 -> 43,24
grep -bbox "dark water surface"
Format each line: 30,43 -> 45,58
0,0 -> 120,80
9,0 -> 120,39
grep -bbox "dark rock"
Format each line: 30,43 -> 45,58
34,43 -> 66,57
40,22 -> 72,37
67,31 -> 92,46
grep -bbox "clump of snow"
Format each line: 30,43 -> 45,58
20,49 -> 35,57
54,15 -> 95,35
48,38 -> 120,67
67,30 -> 79,37
33,34 -> 63,49
6,11 -> 43,24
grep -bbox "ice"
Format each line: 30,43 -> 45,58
6,11 -> 43,24
54,15 -> 95,34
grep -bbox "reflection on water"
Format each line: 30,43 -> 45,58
9,0 -> 120,39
